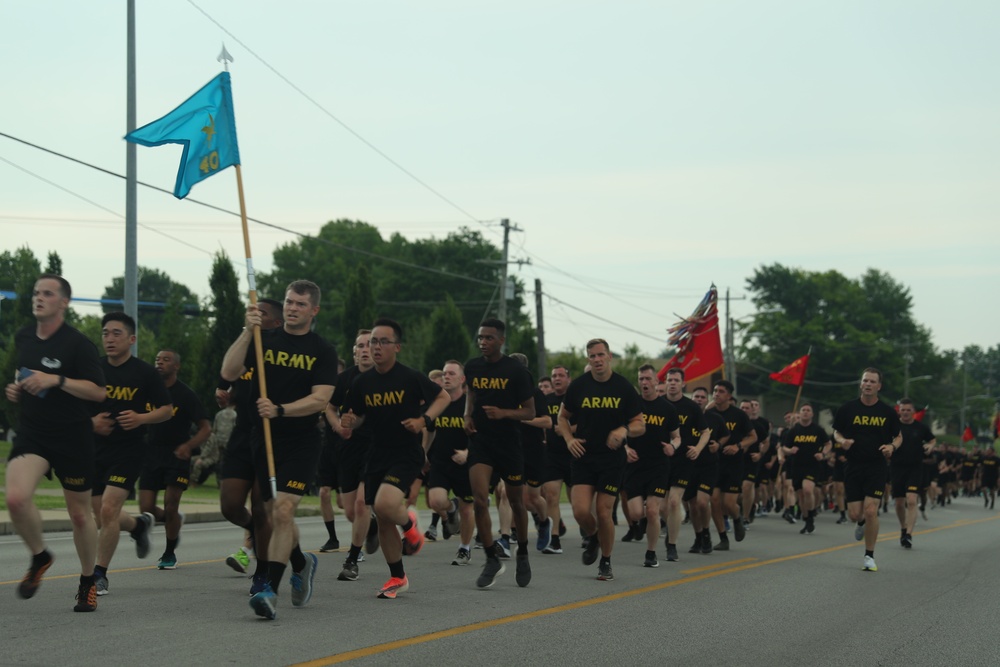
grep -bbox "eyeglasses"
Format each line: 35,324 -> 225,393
370,338 -> 398,347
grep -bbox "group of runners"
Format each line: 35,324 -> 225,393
5,274 -> 995,618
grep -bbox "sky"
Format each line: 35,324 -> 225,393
2,1 -> 997,362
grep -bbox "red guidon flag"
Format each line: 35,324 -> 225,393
769,354 -> 810,386
913,407 -> 927,422
657,286 -> 724,384
962,426 -> 975,442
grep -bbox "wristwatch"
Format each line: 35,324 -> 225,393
276,404 -> 285,418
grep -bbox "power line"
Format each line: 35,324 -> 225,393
184,0 -> 501,241
0,131 -> 496,287
0,154 -> 212,256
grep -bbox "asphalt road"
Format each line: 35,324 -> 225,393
2,497 -> 998,667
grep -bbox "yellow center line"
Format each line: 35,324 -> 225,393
0,557 -> 231,587
291,514 -> 1000,667
680,557 -> 758,575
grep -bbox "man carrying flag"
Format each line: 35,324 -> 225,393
221,281 -> 338,620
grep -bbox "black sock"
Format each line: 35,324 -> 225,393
267,562 -> 287,593
93,565 -> 107,578
165,537 -> 179,555
290,544 -> 306,572
645,550 -> 656,560
430,514 -> 440,527
857,519 -> 866,527
865,549 -> 874,558
242,518 -> 255,544
401,519 -> 413,533
388,559 -> 405,579
254,559 -> 269,578
80,573 -> 95,587
517,541 -> 528,556
325,519 -> 338,539
718,530 -> 728,540
600,556 -> 611,566
550,535 -> 562,549
348,544 -> 362,562
501,533 -> 511,542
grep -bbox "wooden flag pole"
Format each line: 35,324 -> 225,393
790,346 -> 813,414
235,164 -> 278,499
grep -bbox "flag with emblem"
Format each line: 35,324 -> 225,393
769,354 -> 810,386
656,286 -> 724,384
125,72 -> 240,198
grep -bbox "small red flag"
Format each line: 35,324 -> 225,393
962,426 -> 975,442
913,408 -> 927,422
769,354 -> 810,386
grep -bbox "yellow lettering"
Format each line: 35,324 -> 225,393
581,396 -> 621,409
644,414 -> 665,427
106,385 -> 139,401
285,480 -> 306,491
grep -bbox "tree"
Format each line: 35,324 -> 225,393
739,264 -> 941,415
201,251 -> 245,411
102,266 -> 199,336
255,219 -> 534,372
342,265 -> 377,352
423,296 -> 473,371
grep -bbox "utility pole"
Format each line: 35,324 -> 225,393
903,336 -> 911,397
961,350 -> 968,435
498,218 -> 521,325
125,0 -> 139,354
535,278 -> 546,376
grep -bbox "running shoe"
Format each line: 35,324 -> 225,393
515,553 -> 531,587
17,554 -> 54,599
688,535 -> 702,554
836,515 -> 849,524
365,517 -> 380,555
249,573 -> 268,596
377,575 -> 409,599
700,534 -> 713,555
134,512 -> 154,559
666,544 -> 679,562
733,516 -> 746,542
338,559 -> 359,581
496,536 -> 512,560
597,562 -> 614,581
290,552 -> 317,607
900,533 -> 912,549
226,549 -> 251,574
319,537 -> 340,552
452,548 -> 471,566
157,553 -> 177,570
445,499 -> 461,536
95,573 -> 110,597
541,542 -> 563,555
714,538 -> 730,551
862,555 -> 878,572
424,526 -> 438,542
402,510 -> 425,556
249,584 -> 277,619
73,581 -> 97,612
582,535 -> 600,566
621,524 -> 637,542
854,522 -> 865,541
536,517 -> 552,552
643,553 -> 659,568
476,557 -> 506,588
